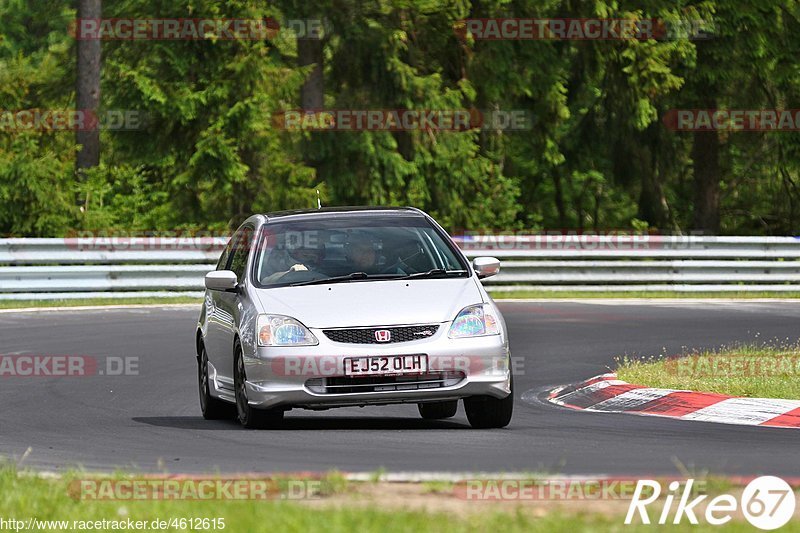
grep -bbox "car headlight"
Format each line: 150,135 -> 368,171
257,314 -> 318,346
448,304 -> 500,338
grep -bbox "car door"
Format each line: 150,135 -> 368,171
208,225 -> 254,387
204,237 -> 232,375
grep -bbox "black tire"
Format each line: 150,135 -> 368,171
418,400 -> 458,419
198,344 -> 235,420
463,375 -> 514,429
234,345 -> 284,429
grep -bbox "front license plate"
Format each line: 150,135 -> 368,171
344,355 -> 428,377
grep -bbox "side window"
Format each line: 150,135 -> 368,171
216,240 -> 232,271
227,226 -> 254,281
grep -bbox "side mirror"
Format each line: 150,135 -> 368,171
205,270 -> 238,291
472,257 -> 500,279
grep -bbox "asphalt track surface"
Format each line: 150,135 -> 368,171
1,301 -> 798,476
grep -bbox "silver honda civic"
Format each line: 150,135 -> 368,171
195,207 -> 513,429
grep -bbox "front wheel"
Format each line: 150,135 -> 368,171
463,376 -> 514,429
418,400 -> 458,419
234,345 -> 284,429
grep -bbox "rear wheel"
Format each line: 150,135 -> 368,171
198,344 -> 235,420
463,376 -> 514,429
234,345 -> 284,429
418,400 -> 458,419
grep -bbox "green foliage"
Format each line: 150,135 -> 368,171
1,0 -> 799,235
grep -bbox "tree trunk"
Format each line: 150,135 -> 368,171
553,171 -> 566,229
76,0 -> 102,172
638,170 -> 670,229
625,123 -> 668,229
691,119 -> 721,234
297,37 -> 324,195
690,41 -> 721,234
297,38 -> 324,110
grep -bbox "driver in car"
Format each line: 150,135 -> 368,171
392,239 -> 430,274
261,239 -> 327,284
287,243 -> 325,272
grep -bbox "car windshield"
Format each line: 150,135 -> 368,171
252,214 -> 468,288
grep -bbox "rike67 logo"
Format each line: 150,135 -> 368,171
625,477 -> 796,530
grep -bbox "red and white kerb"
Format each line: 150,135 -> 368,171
549,373 -> 800,429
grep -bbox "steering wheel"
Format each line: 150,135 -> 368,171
267,268 -> 326,284
380,260 -> 405,274
381,249 -> 423,274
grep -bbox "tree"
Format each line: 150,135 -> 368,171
75,0 -> 101,173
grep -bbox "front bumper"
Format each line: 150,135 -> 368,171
213,325 -> 512,410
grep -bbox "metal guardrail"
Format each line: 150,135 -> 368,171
1,236 -> 799,299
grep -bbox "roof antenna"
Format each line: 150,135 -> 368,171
316,190 -> 322,209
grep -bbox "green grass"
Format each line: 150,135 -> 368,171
421,480 -> 454,494
617,342 -> 800,399
0,468 -> 600,533
490,290 -> 800,299
0,468 -> 793,532
0,297 -> 202,310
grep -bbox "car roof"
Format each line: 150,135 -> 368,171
262,206 -> 426,222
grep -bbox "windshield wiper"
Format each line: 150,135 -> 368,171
290,272 -> 373,287
400,268 -> 469,279
290,269 -> 468,286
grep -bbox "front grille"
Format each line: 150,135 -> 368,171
323,325 -> 439,344
305,372 -> 465,394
